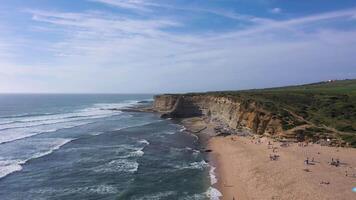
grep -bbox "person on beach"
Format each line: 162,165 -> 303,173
304,157 -> 309,165
330,158 -> 334,165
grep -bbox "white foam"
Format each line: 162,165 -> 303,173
138,139 -> 150,145
92,144 -> 143,173
163,130 -> 176,135
209,166 -> 218,185
189,160 -> 209,169
87,184 -> 118,194
93,159 -> 139,173
206,187 -> 222,200
185,147 -> 200,154
0,160 -> 23,179
129,149 -> 144,157
174,160 -> 209,170
113,121 -> 158,131
0,138 -> 72,179
179,193 -> 207,200
136,191 -> 176,200
179,127 -> 187,132
0,121 -> 88,144
0,102 -> 139,144
31,184 -> 118,195
89,131 -> 104,136
206,164 -> 222,200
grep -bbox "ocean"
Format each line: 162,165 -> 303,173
0,94 -> 219,200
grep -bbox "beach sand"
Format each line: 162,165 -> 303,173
183,117 -> 356,200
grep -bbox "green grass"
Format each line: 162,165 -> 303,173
187,79 -> 356,146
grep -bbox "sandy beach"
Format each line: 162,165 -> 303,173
183,117 -> 356,200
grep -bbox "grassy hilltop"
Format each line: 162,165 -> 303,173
191,79 -> 356,147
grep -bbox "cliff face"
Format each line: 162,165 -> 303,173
153,95 -> 284,137
152,95 -> 178,112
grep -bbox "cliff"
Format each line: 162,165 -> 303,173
153,94 -> 283,134
152,93 -> 351,147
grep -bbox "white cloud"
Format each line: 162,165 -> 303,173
216,7 -> 356,39
90,0 -> 273,24
29,9 -> 180,36
1,5 -> 356,93
90,0 -> 155,12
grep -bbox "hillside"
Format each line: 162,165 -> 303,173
155,79 -> 356,147
200,79 -> 356,146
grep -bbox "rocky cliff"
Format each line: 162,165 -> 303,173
152,94 -> 347,146
153,94 -> 284,137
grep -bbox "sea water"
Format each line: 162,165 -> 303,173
0,94 -> 216,200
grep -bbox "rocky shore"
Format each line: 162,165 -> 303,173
151,94 -> 356,200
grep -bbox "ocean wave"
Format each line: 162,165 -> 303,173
0,138 -> 72,179
179,193 -> 209,200
179,127 -> 187,132
184,147 -> 200,154
0,112 -> 115,131
30,184 -> 118,195
128,149 -> 144,157
0,121 -> 89,144
206,187 -> 222,200
172,160 -> 209,170
0,112 -> 55,119
116,145 -> 146,159
138,139 -> 150,145
92,159 -> 139,173
186,160 -> 209,170
89,131 -> 104,136
0,102 -> 138,144
0,103 -> 125,129
83,184 -> 118,195
113,120 -> 161,131
135,191 -> 177,200
163,130 -> 176,135
209,166 -> 218,185
92,144 -> 145,173
0,160 -> 23,180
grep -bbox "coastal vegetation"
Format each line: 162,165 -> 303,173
198,79 -> 356,147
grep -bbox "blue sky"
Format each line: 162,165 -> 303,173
0,0 -> 356,93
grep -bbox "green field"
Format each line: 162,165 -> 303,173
201,79 -> 356,147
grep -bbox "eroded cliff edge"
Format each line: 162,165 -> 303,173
153,94 -> 351,147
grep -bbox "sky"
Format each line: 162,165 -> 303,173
0,0 -> 356,93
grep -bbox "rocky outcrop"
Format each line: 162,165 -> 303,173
152,95 -> 179,112
153,94 -> 284,137
152,94 -> 348,146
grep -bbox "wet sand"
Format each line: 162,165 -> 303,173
183,117 -> 356,200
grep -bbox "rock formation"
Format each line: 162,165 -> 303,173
152,94 -> 347,146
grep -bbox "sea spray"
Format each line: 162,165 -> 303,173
209,166 -> 218,185
206,187 -> 223,200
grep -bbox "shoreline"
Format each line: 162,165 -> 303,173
180,117 -> 223,200
181,117 -> 356,200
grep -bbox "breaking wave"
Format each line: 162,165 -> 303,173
0,138 -> 72,179
0,102 -> 137,144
